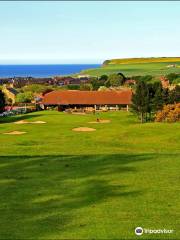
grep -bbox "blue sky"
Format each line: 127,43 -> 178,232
0,1 -> 180,64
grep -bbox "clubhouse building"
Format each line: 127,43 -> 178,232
42,90 -> 132,111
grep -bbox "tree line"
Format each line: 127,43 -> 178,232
131,81 -> 180,123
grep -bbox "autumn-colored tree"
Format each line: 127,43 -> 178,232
155,103 -> 180,122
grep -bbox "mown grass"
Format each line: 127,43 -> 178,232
81,62 -> 180,77
0,111 -> 179,239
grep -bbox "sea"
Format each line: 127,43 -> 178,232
0,64 -> 100,78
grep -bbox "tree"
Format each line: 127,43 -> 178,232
162,88 -> 169,105
42,88 -> 54,96
80,83 -> 93,91
168,85 -> 180,104
172,77 -> 180,85
146,83 -> 156,120
16,91 -> 34,103
155,103 -> 180,122
117,72 -> 126,84
140,75 -> 153,82
90,77 -> 101,90
22,84 -> 46,94
99,74 -> 108,81
166,73 -> 179,84
67,85 -> 80,90
99,75 -> 108,85
106,74 -> 124,87
0,90 -> 5,113
131,76 -> 142,82
153,82 -> 164,111
131,81 -> 149,123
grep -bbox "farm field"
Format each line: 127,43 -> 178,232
81,61 -> 180,77
0,110 -> 180,239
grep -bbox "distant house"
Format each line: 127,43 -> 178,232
53,76 -> 89,86
166,64 -> 176,68
77,74 -> 90,78
2,84 -> 19,104
42,90 -> 132,111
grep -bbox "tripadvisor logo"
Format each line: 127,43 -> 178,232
135,227 -> 143,236
135,226 -> 174,236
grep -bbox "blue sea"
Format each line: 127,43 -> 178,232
0,64 -> 100,78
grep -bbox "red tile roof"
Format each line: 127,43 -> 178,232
42,90 -> 132,105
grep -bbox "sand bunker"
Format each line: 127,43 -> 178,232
14,120 -> 46,124
72,127 -> 96,132
72,112 -> 86,115
3,131 -> 26,135
32,121 -> 46,124
88,119 -> 111,124
14,120 -> 29,124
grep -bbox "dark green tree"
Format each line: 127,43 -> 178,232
140,75 -> 153,82
90,77 -> 101,90
106,74 -> 124,87
153,82 -> 164,111
80,83 -> 93,91
172,77 -> 180,85
117,72 -> 126,84
99,74 -> 108,82
98,75 -> 108,86
166,73 -> 179,84
42,88 -> 54,95
162,88 -> 169,105
131,81 -> 149,123
67,85 -> 80,90
0,90 -> 6,113
168,85 -> 180,104
147,83 -> 156,120
131,76 -> 142,82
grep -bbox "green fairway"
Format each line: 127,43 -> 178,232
0,111 -> 179,239
80,62 -> 180,77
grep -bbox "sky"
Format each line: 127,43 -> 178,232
0,1 -> 180,64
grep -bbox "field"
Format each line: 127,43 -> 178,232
0,111 -> 180,239
81,61 -> 180,77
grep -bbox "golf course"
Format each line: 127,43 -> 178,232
0,110 -> 179,239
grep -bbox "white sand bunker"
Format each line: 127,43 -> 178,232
88,119 -> 111,124
14,120 -> 46,124
14,120 -> 29,124
3,131 -> 26,135
72,112 -> 86,115
72,127 -> 96,132
32,121 -> 46,124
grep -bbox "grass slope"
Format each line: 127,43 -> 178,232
0,111 -> 179,239
81,59 -> 180,77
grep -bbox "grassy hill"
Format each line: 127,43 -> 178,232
80,57 -> 180,77
103,57 -> 180,65
0,110 -> 179,239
